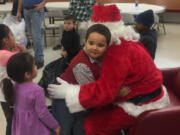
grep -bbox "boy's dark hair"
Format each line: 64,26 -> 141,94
0,24 -> 11,49
64,14 -> 76,23
86,24 -> 111,45
2,52 -> 34,116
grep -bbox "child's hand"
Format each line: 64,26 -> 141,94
54,125 -> 61,135
16,45 -> 27,52
118,86 -> 131,97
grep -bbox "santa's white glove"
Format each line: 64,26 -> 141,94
47,77 -> 69,99
48,77 -> 86,113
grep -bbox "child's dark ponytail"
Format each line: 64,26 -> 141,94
2,78 -> 14,116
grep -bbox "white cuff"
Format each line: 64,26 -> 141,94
114,85 -> 170,117
65,85 -> 86,113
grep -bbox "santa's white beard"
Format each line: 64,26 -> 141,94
88,21 -> 140,45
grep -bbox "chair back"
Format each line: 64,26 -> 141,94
161,67 -> 180,99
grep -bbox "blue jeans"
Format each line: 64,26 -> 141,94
52,99 -> 87,135
24,8 -> 44,62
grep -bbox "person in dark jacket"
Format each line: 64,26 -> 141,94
38,17 -> 81,96
135,9 -> 158,60
53,14 -> 79,50
61,25 -> 81,62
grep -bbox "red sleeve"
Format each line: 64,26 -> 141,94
79,45 -> 131,109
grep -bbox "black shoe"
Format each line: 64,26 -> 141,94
48,105 -> 53,114
35,61 -> 44,69
53,44 -> 61,50
26,41 -> 32,49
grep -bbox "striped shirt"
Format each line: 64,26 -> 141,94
69,0 -> 98,22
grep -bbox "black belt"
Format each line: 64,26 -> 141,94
128,87 -> 162,105
24,6 -> 35,10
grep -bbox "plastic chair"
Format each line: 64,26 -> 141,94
153,13 -> 166,35
43,10 -> 68,47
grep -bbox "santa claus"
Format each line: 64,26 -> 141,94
48,4 -> 170,135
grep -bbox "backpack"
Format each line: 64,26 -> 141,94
38,57 -> 69,97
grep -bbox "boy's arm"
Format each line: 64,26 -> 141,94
118,86 -> 131,97
17,0 -> 22,21
141,36 -> 155,59
15,44 -> 27,52
77,55 -> 130,108
34,88 -> 59,130
34,0 -> 47,11
72,63 -> 95,85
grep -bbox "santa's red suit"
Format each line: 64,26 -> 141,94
65,39 -> 169,135
48,4 -> 170,135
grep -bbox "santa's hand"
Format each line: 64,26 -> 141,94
47,77 -> 69,99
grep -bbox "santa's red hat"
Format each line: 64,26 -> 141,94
91,4 -> 122,23
88,4 -> 140,44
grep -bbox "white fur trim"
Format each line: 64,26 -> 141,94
88,21 -> 140,45
113,85 -> 170,117
65,85 -> 86,113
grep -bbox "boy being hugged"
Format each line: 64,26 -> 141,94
51,24 -> 111,135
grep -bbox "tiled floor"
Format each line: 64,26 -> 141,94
0,23 -> 180,135
154,23 -> 180,68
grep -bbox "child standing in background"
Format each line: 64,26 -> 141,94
53,14 -> 80,51
2,53 -> 61,135
60,14 -> 80,59
135,9 -> 158,60
0,24 -> 26,135
38,19 -> 81,96
53,0 -> 97,50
